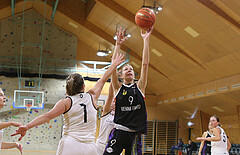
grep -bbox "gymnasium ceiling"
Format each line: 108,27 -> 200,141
0,0 -> 240,118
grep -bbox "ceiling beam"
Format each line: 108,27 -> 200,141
86,0 -> 97,20
82,21 -> 169,79
51,0 -> 60,21
196,0 -> 240,30
44,0 -> 169,79
0,0 -> 11,10
0,0 -> 169,79
96,0 -> 204,69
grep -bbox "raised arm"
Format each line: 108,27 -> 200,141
11,98 -> 71,141
197,128 -> 221,141
137,26 -> 153,95
0,122 -> 22,130
88,53 -> 124,107
102,82 -> 114,116
1,142 -> 23,154
111,28 -> 128,94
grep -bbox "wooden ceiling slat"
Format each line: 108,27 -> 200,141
97,0 -> 204,69
218,0 -> 240,17
44,0 -> 170,79
197,0 -> 240,30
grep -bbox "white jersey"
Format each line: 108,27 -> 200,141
96,111 -> 115,155
211,126 -> 229,154
0,120 -> 3,149
62,93 -> 97,143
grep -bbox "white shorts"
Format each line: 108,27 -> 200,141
96,142 -> 106,155
212,152 -> 229,155
56,137 -> 97,155
0,130 -> 3,149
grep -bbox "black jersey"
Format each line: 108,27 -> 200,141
114,83 -> 147,134
202,131 -> 211,155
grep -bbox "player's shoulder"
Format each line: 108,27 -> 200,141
203,131 -> 207,136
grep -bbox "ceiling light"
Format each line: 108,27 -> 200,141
113,24 -> 131,40
188,121 -> 194,127
97,44 -> 111,57
131,61 -> 140,68
68,21 -> 78,29
212,106 -> 224,112
97,51 -> 108,57
184,26 -> 199,37
157,6 -> 162,11
151,48 -> 162,57
141,1 -> 163,14
113,33 -> 131,40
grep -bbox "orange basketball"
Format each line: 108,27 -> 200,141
135,8 -> 156,30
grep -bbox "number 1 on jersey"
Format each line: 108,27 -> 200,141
80,103 -> 87,123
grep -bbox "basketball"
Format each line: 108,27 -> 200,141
135,8 -> 156,30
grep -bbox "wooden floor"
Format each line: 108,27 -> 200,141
0,149 -> 56,155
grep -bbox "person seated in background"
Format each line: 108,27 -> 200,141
187,139 -> 197,155
171,138 -> 184,154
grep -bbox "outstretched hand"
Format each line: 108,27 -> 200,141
111,52 -> 125,67
11,125 -> 28,141
141,26 -> 153,40
16,142 -> 23,154
116,27 -> 128,46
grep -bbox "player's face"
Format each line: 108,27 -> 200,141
0,90 -> 6,109
209,117 -> 218,127
122,65 -> 135,83
208,122 -> 213,130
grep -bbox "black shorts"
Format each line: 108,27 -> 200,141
103,129 -> 142,155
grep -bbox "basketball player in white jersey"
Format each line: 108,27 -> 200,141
0,88 -> 23,154
197,115 -> 230,155
11,53 -> 125,155
96,83 -> 115,155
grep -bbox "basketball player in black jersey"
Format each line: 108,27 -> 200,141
103,27 -> 153,155
198,123 -> 212,155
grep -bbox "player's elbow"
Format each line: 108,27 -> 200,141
142,62 -> 149,66
43,113 -> 53,122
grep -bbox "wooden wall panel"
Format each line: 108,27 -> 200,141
199,111 -> 211,134
220,115 -> 240,143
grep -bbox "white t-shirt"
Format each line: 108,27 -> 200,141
211,126 -> 229,154
96,111 -> 115,155
62,93 -> 97,143
0,120 -> 3,149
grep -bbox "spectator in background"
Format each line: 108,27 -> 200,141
171,138 -> 184,154
187,139 -> 197,155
